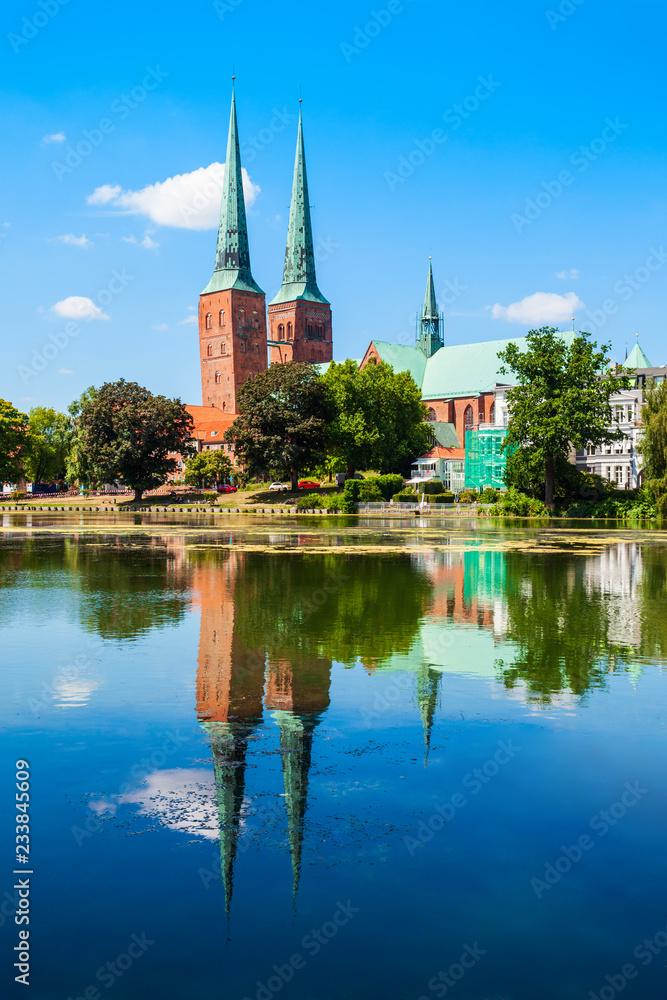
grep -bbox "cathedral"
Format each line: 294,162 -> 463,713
197,85 -> 332,415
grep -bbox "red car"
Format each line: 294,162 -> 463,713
298,480 -> 320,489
217,485 -> 238,494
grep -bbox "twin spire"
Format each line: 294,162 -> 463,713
204,86 -> 325,303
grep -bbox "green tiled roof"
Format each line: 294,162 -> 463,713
420,331 -> 578,399
625,341 -> 652,369
429,422 -> 460,447
370,342 -> 428,389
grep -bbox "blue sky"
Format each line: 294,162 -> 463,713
1,0 -> 666,411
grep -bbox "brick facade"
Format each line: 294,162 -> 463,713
267,300 -> 333,365
199,288 -> 267,412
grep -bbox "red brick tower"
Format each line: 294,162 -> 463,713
199,84 -> 267,413
268,105 -> 332,365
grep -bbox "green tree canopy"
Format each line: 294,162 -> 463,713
66,387 -> 100,487
323,359 -> 430,477
77,380 -> 194,501
225,362 -> 332,490
24,407 -> 70,484
183,450 -> 233,488
0,399 -> 29,484
498,327 -> 629,508
638,378 -> 667,516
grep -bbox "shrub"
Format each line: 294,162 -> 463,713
375,474 -> 405,500
417,480 -> 444,495
488,487 -> 548,517
358,479 -> 384,502
457,490 -> 478,503
427,492 -> 455,504
393,489 -> 419,503
203,491 -> 218,505
10,490 -> 26,501
478,487 -> 500,504
296,493 -> 326,511
340,479 -> 361,513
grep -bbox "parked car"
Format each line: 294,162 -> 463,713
334,472 -> 364,486
217,485 -> 238,493
269,482 -> 289,492
298,480 -> 320,489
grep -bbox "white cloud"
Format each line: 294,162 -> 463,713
122,234 -> 137,244
57,233 -> 93,248
152,323 -> 168,331
42,132 -> 66,144
491,291 -> 584,325
51,296 -> 109,321
58,368 -> 74,374
141,233 -> 160,250
178,314 -> 197,325
556,268 -> 580,280
86,163 -> 260,230
1,222 -> 10,227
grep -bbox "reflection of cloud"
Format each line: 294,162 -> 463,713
116,769 -> 219,839
53,675 -> 101,708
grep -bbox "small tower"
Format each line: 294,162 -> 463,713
199,84 -> 267,413
416,259 -> 444,358
268,106 -> 332,365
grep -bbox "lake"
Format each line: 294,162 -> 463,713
2,515 -> 666,1000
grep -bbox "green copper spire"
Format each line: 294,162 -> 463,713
625,338 -> 652,369
415,666 -> 441,767
202,84 -> 263,296
416,258 -> 443,358
270,106 -> 329,306
272,710 -> 317,908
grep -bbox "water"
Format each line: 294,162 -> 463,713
2,518 -> 666,1000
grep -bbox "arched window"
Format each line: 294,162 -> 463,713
253,311 -> 259,328
239,308 -> 245,327
214,371 -> 221,384
240,340 -> 246,354
219,310 -> 225,326
307,323 -> 313,338
287,322 -> 293,340
205,313 -> 212,330
464,405 -> 474,430
222,401 -> 226,410
426,407 -> 436,422
489,403 -> 495,425
206,344 -> 213,357
221,341 -> 226,354
278,324 -> 284,341
318,325 -> 323,339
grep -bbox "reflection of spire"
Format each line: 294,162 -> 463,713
415,666 -> 442,766
265,656 -> 331,910
272,711 -> 317,907
205,721 -> 255,920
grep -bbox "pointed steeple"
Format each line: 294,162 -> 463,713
272,710 -> 317,908
415,666 -> 442,766
270,106 -> 328,306
203,83 -> 263,295
625,337 -> 652,370
416,258 -> 443,358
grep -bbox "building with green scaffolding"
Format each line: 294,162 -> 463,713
464,424 -> 508,489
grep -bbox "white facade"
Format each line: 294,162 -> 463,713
576,388 -> 644,488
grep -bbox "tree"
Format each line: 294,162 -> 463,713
498,327 -> 629,509
77,380 -> 194,502
638,378 -> 667,516
66,387 -> 101,487
183,450 -> 233,489
0,399 -> 29,484
323,359 -> 430,478
225,362 -> 332,490
24,407 -> 70,484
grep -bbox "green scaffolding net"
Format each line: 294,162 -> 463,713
465,427 -> 508,489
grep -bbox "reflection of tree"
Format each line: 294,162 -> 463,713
231,553 -> 432,667
638,547 -> 667,660
0,538 -> 190,640
495,552 -> 630,703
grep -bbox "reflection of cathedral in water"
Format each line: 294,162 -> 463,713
192,554 -> 331,917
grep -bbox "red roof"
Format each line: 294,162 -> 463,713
185,405 -> 236,442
